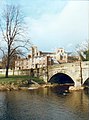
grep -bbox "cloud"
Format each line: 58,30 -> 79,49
0,0 -> 6,6
1,0 -> 89,53
25,0 -> 88,52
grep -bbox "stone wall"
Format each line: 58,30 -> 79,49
46,61 -> 89,86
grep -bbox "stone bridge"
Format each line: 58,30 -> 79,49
41,61 -> 89,87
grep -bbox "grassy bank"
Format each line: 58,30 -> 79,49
0,75 -> 45,91
0,75 -> 45,84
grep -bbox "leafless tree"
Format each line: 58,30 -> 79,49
76,40 -> 89,61
0,5 -> 30,78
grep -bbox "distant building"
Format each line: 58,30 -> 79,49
67,52 -> 80,63
15,46 -> 68,70
55,48 -> 68,63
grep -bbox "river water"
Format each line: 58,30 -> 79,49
0,87 -> 89,120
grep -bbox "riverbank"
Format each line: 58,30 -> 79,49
0,83 -> 85,91
0,75 -> 87,91
0,75 -> 45,91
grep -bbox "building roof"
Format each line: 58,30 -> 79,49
40,51 -> 55,56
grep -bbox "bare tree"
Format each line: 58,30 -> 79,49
76,40 -> 89,61
0,5 -> 30,78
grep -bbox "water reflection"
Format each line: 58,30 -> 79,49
84,88 -> 89,98
0,92 -> 8,120
50,85 -> 70,95
0,88 -> 89,120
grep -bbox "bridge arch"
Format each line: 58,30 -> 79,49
83,78 -> 89,87
48,73 -> 74,85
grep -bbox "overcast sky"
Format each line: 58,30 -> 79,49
0,0 -> 89,52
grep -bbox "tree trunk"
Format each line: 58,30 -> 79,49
5,45 -> 10,78
6,65 -> 9,78
5,56 -> 10,78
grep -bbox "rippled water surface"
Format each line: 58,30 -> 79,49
0,88 -> 89,120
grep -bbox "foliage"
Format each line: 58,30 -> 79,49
84,50 -> 89,61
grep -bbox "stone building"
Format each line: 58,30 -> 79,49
55,48 -> 68,63
15,46 -> 68,70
